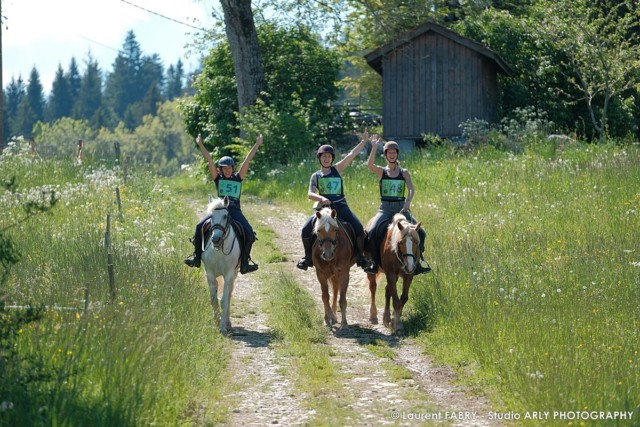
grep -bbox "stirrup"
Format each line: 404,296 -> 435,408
296,257 -> 311,271
184,254 -> 201,268
357,257 -> 376,274
415,263 -> 431,275
240,262 -> 259,274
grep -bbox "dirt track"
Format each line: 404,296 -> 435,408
205,199 -> 501,426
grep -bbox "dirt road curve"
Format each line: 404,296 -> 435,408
213,199 -> 501,426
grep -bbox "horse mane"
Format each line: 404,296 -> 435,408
206,197 -> 226,214
314,207 -> 338,233
388,213 -> 416,250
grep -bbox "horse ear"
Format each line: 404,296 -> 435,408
397,221 -> 405,231
331,209 -> 337,218
315,210 -> 323,219
223,196 -> 229,207
414,222 -> 422,230
209,194 -> 214,203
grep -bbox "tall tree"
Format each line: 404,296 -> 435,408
105,30 -> 145,120
13,68 -> 45,137
47,64 -> 72,121
73,54 -> 109,128
66,57 -> 82,111
535,0 -> 640,141
166,59 -> 185,100
25,68 -> 45,124
219,0 -> 264,114
4,76 -> 26,139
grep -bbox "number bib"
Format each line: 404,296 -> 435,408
218,179 -> 242,199
381,179 -> 405,199
318,177 -> 342,196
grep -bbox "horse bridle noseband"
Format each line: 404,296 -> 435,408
208,206 -> 235,254
395,236 -> 417,273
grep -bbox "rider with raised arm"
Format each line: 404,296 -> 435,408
296,131 -> 376,273
184,133 -> 263,274
366,133 -> 430,275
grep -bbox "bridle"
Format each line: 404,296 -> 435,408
394,230 -> 418,274
207,206 -> 236,254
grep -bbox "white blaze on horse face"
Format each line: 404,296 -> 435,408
405,235 -> 416,272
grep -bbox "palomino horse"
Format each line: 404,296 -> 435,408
312,207 -> 356,331
201,196 -> 241,335
366,213 -> 422,334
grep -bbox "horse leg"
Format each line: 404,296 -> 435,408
338,273 -> 349,331
318,276 -> 334,327
383,273 -> 398,329
207,272 -> 221,327
219,272 -> 236,335
367,272 -> 379,324
394,276 -> 414,335
330,278 -> 339,324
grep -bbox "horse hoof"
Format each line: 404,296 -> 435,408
369,317 -> 378,324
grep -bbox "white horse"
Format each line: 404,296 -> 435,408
201,196 -> 241,335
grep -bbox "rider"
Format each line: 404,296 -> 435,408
184,133 -> 263,274
296,133 -> 376,273
366,131 -> 431,274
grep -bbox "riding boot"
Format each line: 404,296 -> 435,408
365,233 -> 380,273
356,236 -> 377,274
184,227 -> 203,268
415,228 -> 431,275
296,237 -> 314,270
240,239 -> 259,274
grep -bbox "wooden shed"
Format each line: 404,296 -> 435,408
365,21 -> 512,140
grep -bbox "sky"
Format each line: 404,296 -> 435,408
2,0 -> 218,95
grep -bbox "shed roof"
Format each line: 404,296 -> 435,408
365,21 -> 513,76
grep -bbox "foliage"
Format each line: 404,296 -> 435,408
31,100 -> 195,176
3,31 -> 190,143
0,152 -> 230,425
181,22 -> 342,166
532,0 -> 640,142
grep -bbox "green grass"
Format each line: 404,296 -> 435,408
251,141 -> 640,424
1,156 -> 230,425
4,139 -> 639,425
261,270 -> 356,423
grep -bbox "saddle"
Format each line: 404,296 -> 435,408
365,218 -> 391,262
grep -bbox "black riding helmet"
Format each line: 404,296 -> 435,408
316,145 -> 335,162
218,156 -> 235,168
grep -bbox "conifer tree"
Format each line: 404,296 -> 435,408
5,76 -> 26,139
47,64 -> 72,121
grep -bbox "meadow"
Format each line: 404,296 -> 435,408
1,137 -> 639,425
246,140 -> 640,422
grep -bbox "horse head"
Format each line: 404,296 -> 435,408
390,214 -> 422,275
207,196 -> 231,250
314,207 -> 340,262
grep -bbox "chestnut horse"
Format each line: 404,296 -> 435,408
312,207 -> 356,331
366,213 -> 422,333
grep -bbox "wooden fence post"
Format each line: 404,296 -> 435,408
104,214 -> 111,249
104,214 -> 116,300
115,187 -> 123,222
83,286 -> 90,315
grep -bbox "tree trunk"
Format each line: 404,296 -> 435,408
219,0 -> 264,115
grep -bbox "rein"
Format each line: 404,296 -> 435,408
393,226 -> 417,272
205,206 -> 237,255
